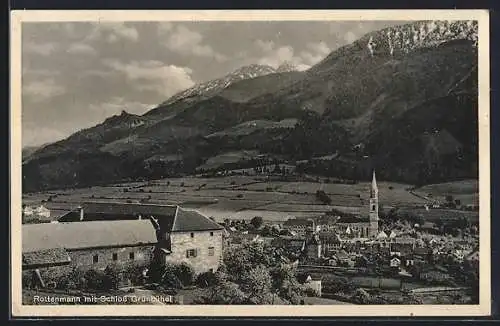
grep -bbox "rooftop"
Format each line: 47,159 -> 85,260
22,248 -> 72,267
60,202 -> 223,232
23,220 -> 158,252
82,202 -> 178,217
171,208 -> 223,232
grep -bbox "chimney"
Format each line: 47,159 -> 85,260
78,206 -> 84,221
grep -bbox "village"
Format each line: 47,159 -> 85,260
21,171 -> 480,305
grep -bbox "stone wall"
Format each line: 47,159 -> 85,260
22,245 -> 154,288
68,246 -> 154,271
165,230 -> 223,274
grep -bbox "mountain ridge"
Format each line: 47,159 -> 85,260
22,20 -> 479,192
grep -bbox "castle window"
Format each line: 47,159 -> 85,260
208,247 -> 215,256
372,205 -> 376,211
210,232 -> 214,236
190,232 -> 194,238
93,254 -> 99,264
112,253 -> 118,261
186,249 -> 198,258
129,252 -> 135,260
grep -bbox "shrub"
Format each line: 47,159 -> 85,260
161,266 -> 183,289
84,269 -> 105,290
175,262 -> 196,286
196,271 -> 218,288
304,287 -> 318,297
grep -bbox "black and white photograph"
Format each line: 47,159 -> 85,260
10,10 -> 490,317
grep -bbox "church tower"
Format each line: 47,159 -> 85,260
368,170 -> 379,237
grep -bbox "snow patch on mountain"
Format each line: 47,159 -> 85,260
160,64 -> 296,107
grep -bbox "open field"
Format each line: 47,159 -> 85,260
413,179 -> 479,206
22,176 -> 479,224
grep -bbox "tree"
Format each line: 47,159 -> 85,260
241,265 -> 273,304
199,280 -> 247,304
250,216 -> 264,229
270,264 -> 304,304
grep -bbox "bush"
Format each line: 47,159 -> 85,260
175,262 -> 195,286
125,263 -> 147,286
161,267 -> 183,289
84,269 -> 105,290
196,271 -> 218,288
304,287 -> 318,297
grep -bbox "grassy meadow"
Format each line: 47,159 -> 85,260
22,176 -> 479,224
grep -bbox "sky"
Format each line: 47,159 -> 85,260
21,20 -> 403,147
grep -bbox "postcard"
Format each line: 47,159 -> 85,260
10,9 -> 491,317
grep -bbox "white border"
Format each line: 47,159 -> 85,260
10,9 -> 491,317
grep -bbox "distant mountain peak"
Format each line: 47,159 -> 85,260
276,61 -> 298,73
158,64 -> 278,107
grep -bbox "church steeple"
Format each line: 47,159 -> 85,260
368,169 -> 379,237
371,170 -> 378,198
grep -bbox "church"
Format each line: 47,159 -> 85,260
316,170 -> 380,239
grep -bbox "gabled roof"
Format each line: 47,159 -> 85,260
376,231 -> 388,239
171,208 -> 223,232
23,220 -> 158,252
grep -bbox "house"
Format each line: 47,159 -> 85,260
25,203 -> 225,279
390,256 -> 402,269
35,205 -> 51,218
151,207 -> 224,274
282,218 -> 316,236
22,220 -> 158,287
23,205 -> 34,216
297,274 -> 322,297
376,231 -> 388,239
271,236 -> 306,252
332,250 -> 354,267
318,232 -> 343,254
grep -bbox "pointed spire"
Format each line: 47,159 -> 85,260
370,170 -> 378,196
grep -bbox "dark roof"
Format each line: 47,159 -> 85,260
23,220 -> 158,252
22,248 -> 71,267
336,216 -> 370,223
171,208 -> 223,232
81,202 -> 178,217
61,202 -> 222,232
283,219 -> 314,226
